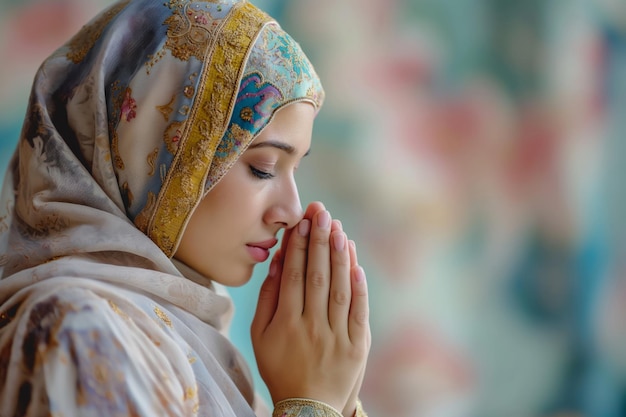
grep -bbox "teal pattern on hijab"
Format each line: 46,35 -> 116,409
206,21 -> 325,191
0,1 -> 324,414
6,0 -> 324,264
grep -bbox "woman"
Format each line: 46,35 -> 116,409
0,0 -> 370,416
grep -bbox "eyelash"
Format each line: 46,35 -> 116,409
249,165 -> 275,180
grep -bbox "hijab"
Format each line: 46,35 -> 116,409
0,0 -> 324,415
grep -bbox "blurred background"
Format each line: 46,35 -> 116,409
2,0 -> 626,416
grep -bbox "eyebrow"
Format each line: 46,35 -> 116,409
248,140 -> 310,157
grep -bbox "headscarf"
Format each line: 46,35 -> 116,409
0,0 -> 324,415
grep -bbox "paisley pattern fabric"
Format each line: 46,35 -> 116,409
0,0 -> 323,415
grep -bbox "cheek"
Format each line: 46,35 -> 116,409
176,206 -> 218,265
213,165 -> 266,218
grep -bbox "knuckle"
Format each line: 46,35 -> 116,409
284,268 -> 305,283
309,233 -> 329,247
291,236 -> 309,251
305,323 -> 322,345
332,289 -> 350,306
333,251 -> 350,267
352,309 -> 369,326
282,317 -> 301,334
353,285 -> 368,298
308,270 -> 327,289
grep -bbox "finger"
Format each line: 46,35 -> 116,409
276,218 -> 311,316
348,266 -> 370,345
331,219 -> 343,234
304,201 -> 326,219
271,249 -> 283,275
278,202 -> 324,256
303,209 -> 332,319
279,227 -> 293,257
251,252 -> 283,338
328,230 -> 351,333
348,240 -> 358,267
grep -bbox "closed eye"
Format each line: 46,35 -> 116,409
249,165 -> 275,180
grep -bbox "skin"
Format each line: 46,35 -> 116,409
175,102 -> 313,286
175,102 -> 371,417
253,204 -> 370,416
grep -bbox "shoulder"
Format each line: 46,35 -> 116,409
1,284 -> 196,416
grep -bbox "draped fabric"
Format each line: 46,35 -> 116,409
0,0 -> 324,415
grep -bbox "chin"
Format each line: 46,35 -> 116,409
213,265 -> 255,287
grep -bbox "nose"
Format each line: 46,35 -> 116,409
263,176 -> 303,229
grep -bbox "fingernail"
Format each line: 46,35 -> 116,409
317,210 -> 330,229
298,219 -> 310,236
355,266 -> 365,283
333,232 -> 345,251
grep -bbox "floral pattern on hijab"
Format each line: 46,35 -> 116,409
0,0 -> 323,415
62,0 -> 324,257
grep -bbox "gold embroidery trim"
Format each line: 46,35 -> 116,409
154,306 -> 173,328
164,121 -> 184,154
66,0 -> 131,64
0,311 -> 10,327
273,398 -> 343,417
163,8 -> 211,61
147,148 -> 159,176
156,95 -> 176,121
108,300 -> 129,320
146,2 -> 273,256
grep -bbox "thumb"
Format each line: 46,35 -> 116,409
251,251 -> 282,339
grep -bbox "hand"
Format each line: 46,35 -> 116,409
251,202 -> 370,414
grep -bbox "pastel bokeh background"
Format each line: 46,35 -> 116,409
2,0 -> 626,416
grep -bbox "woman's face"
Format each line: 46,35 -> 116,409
174,102 -> 315,286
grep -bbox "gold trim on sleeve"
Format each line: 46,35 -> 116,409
273,398 -> 343,417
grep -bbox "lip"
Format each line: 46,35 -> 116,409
246,238 -> 278,263
247,238 -> 278,250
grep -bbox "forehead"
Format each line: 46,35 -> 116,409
248,102 -> 315,151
